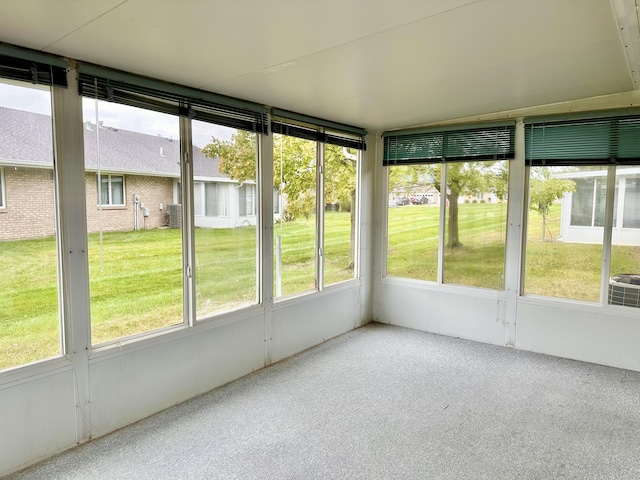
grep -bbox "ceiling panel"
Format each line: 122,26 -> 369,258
208,0 -> 633,130
44,0 -> 478,89
0,0 -> 636,131
0,0 -> 126,50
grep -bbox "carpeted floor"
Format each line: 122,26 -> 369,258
7,323 -> 640,479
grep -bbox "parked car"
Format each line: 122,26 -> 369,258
412,195 -> 429,205
393,196 -> 410,206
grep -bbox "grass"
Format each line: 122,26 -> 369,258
0,211 -> 355,370
387,203 -> 640,302
3,204 -> 639,370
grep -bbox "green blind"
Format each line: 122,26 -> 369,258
383,123 -> 515,166
525,115 -> 640,166
78,65 -> 269,133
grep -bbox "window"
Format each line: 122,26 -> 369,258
192,121 -> 258,318
239,184 -> 255,216
0,79 -> 61,370
83,99 -> 183,345
323,144 -> 359,285
523,115 -> 640,304
205,183 -> 228,217
443,161 -> 508,289
384,123 -> 514,289
194,182 -> 230,218
97,174 -> 124,206
524,166 -> 603,302
387,164 -> 440,281
0,167 -> 5,208
273,133 -> 317,297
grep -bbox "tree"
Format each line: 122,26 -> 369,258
430,162 -> 507,248
529,167 -> 576,241
202,131 -> 358,268
202,132 -> 357,221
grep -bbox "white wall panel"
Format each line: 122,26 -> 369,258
88,313 -> 265,438
378,281 -> 507,346
271,285 -> 361,363
516,299 -> 640,371
0,370 -> 77,476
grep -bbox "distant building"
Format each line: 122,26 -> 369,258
0,107 -> 257,241
555,168 -> 640,245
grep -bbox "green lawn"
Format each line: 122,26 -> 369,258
0,211 -> 354,370
387,203 -> 639,301
2,204 -> 639,370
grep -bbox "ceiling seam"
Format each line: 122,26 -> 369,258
198,0 -> 486,90
41,0 -> 131,52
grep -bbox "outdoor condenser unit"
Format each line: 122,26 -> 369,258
167,204 -> 182,229
608,274 -> 640,308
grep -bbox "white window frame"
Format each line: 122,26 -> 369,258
0,167 -> 5,209
97,174 -> 125,206
239,183 -> 256,216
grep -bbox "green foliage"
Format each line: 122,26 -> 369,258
200,130 -> 257,183
529,167 -> 576,216
529,167 -> 576,241
202,132 -> 357,221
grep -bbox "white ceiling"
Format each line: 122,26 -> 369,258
1,0 -> 639,132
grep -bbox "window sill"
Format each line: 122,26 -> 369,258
95,205 -> 127,210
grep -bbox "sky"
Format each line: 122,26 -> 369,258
0,82 -> 233,147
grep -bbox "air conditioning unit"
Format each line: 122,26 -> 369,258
608,274 -> 640,308
167,204 -> 182,229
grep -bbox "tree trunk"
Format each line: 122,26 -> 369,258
447,191 -> 463,248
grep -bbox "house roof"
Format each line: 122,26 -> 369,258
0,106 -> 226,180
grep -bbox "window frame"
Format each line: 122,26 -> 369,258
0,166 -> 5,209
96,173 -> 125,207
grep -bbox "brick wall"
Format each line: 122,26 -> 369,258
85,173 -> 176,232
0,167 -> 177,241
0,166 -> 56,241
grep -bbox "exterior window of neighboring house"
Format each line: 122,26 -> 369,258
239,184 -> 255,216
0,79 -> 61,371
570,177 -> 608,227
0,167 -> 5,208
273,187 -> 281,215
97,174 -> 125,206
621,176 -> 640,228
205,182 -> 229,217
194,182 -> 229,217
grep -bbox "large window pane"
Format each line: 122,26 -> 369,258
610,167 -> 640,307
274,134 -> 317,297
0,80 -> 61,370
195,123 -> 258,318
443,161 -> 508,289
524,166 -> 602,302
83,99 -> 183,344
386,164 -> 440,281
324,144 -> 358,285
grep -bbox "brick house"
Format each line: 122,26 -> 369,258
0,107 -> 257,241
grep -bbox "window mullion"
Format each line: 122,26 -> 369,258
179,117 -> 196,326
600,165 -> 616,304
317,141 -> 325,291
437,163 -> 446,285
